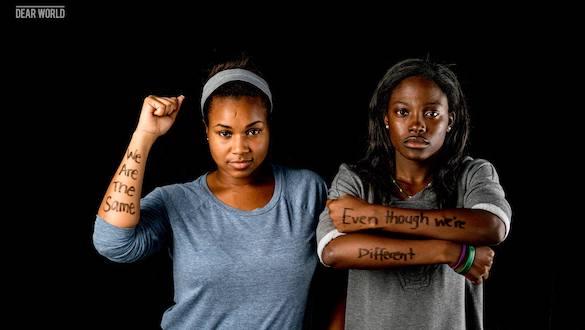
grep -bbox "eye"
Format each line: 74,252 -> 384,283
424,110 -> 440,118
246,128 -> 262,136
396,108 -> 409,117
218,130 -> 232,137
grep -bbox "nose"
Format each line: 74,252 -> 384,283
231,134 -> 250,155
408,112 -> 426,134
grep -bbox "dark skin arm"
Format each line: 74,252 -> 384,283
327,195 -> 505,246
327,290 -> 346,330
323,233 -> 493,285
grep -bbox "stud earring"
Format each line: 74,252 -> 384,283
447,126 -> 452,132
385,124 -> 389,129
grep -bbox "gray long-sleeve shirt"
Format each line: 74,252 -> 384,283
94,164 -> 327,329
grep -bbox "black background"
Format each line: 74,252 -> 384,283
8,3 -> 577,329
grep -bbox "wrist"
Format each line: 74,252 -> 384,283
443,241 -> 461,265
132,130 -> 158,146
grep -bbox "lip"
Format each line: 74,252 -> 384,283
403,136 -> 430,149
228,160 -> 253,170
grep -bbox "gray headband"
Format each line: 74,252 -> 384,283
200,68 -> 272,117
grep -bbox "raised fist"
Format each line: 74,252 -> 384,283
136,95 -> 185,137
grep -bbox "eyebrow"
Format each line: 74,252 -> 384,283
392,101 -> 444,106
245,121 -> 264,128
213,121 -> 264,129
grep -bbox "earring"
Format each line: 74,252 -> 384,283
385,124 -> 389,129
447,126 -> 452,132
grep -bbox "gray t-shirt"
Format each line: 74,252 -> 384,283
316,157 -> 511,330
94,164 -> 327,330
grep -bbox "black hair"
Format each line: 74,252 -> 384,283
201,56 -> 271,126
352,58 -> 471,207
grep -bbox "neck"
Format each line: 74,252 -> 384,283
394,156 -> 433,184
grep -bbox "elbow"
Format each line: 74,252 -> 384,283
481,215 -> 507,246
93,216 -> 147,263
93,243 -> 134,264
92,234 -> 141,264
322,244 -> 345,269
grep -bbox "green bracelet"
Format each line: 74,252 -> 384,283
456,245 -> 476,275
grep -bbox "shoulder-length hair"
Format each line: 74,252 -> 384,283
353,58 -> 470,207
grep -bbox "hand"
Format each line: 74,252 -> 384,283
327,195 -> 376,233
464,246 -> 494,285
136,95 -> 185,138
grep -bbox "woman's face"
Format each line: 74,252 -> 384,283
385,76 -> 453,163
206,96 -> 270,180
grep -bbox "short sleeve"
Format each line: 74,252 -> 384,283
463,159 -> 512,239
316,164 -> 366,265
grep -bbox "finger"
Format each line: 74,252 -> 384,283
170,97 -> 183,120
483,267 -> 490,280
145,96 -> 166,116
177,95 -> 186,109
168,97 -> 178,115
173,95 -> 185,112
158,97 -> 175,115
151,96 -> 172,116
466,274 -> 482,285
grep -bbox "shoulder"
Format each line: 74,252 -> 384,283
338,163 -> 360,176
334,162 -> 363,184
149,175 -> 209,204
324,163 -> 366,198
459,156 -> 502,186
276,164 -> 325,187
460,157 -> 498,178
275,165 -> 327,204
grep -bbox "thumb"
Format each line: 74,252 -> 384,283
177,95 -> 186,109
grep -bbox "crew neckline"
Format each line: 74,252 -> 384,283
201,164 -> 282,216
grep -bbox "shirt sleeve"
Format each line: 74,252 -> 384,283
316,164 -> 366,266
93,187 -> 170,263
463,159 -> 512,239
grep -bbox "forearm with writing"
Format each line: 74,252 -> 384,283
323,233 -> 459,269
97,131 -> 157,228
347,205 -> 504,245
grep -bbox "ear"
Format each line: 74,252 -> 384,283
448,112 -> 455,129
384,115 -> 389,126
